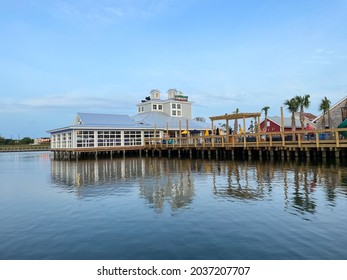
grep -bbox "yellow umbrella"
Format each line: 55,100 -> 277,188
181,130 -> 188,135
204,129 -> 209,136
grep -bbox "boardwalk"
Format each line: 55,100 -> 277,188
51,127 -> 347,161
0,145 -> 51,153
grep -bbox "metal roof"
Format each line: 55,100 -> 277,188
132,111 -> 208,130
267,116 -> 301,128
77,113 -> 136,126
48,112 -> 208,133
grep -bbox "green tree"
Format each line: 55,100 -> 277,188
261,106 -> 270,132
19,137 -> 34,144
319,96 -> 331,129
284,98 -> 299,132
4,139 -> 15,145
0,136 -> 5,145
295,94 -> 310,130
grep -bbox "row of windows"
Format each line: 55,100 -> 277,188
52,133 -> 72,148
52,130 -> 163,148
137,103 -> 183,113
152,104 -> 163,110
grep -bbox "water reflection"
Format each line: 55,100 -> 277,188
51,157 -> 347,217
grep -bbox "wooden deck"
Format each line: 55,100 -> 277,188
51,127 -> 347,161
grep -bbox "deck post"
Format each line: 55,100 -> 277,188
322,149 -> 327,159
270,149 -> 274,158
178,149 -> 181,159
335,132 -> 340,148
281,107 -> 285,147
295,149 -> 299,159
189,149 -> 193,159
335,148 -> 340,159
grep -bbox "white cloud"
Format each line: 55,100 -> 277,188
0,89 -> 137,114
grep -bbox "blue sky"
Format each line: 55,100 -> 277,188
1,0 -> 347,138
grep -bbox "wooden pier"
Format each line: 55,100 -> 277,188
0,144 -> 51,153
51,127 -> 347,161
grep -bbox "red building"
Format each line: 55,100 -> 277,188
259,115 -> 315,132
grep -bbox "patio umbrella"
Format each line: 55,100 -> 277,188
204,129 -> 209,136
338,119 -> 347,137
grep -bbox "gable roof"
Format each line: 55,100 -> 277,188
302,113 -> 317,121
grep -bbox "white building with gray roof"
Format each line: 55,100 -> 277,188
48,90 -> 207,149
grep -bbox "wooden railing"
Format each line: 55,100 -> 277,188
145,128 -> 347,150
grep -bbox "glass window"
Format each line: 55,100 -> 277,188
77,131 -> 94,147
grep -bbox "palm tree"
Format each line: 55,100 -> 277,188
262,106 -> 270,132
319,97 -> 331,129
284,98 -> 299,133
233,108 -> 239,133
295,94 -> 310,130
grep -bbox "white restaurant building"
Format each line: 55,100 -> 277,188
48,89 -> 207,150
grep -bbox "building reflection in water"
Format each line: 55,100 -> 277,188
51,157 -> 347,216
50,157 -> 195,212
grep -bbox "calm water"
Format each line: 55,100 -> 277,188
1,152 -> 347,260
